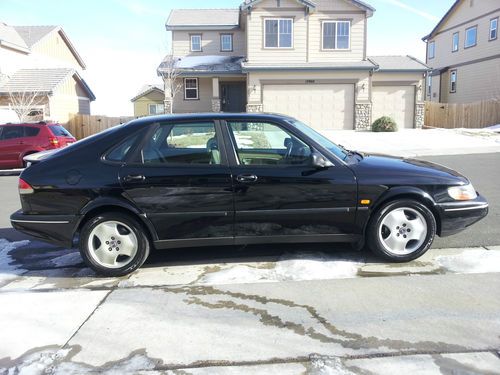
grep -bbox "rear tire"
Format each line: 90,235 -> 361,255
79,212 -> 150,277
367,199 -> 436,262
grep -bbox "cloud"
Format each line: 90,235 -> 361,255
380,0 -> 440,22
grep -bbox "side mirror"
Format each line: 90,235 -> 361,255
311,151 -> 334,168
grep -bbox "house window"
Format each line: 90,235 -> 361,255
264,18 -> 293,48
428,41 -> 435,59
184,78 -> 199,100
190,34 -> 202,52
452,32 -> 459,52
465,26 -> 477,48
149,103 -> 165,115
490,18 -> 498,41
450,70 -> 457,93
322,21 -> 351,50
220,34 -> 233,51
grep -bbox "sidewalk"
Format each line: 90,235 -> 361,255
320,128 -> 500,157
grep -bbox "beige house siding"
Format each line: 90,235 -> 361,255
49,76 -> 92,123
439,57 -> 500,103
372,72 -> 425,102
245,0 -> 367,64
172,30 -> 247,57
31,31 -> 83,70
173,77 -> 213,113
133,91 -> 165,117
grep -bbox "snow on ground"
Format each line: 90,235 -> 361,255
436,249 -> 500,274
0,238 -> 29,284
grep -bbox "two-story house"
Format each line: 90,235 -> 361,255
423,0 -> 500,104
0,23 -> 95,123
158,0 -> 429,131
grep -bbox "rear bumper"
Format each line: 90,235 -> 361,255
10,210 -> 79,247
436,194 -> 489,237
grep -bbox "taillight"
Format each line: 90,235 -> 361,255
49,137 -> 60,147
19,178 -> 34,195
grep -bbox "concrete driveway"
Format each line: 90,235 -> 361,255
1,140 -> 500,373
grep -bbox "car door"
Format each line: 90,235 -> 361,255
119,119 -> 234,247
222,119 -> 358,243
0,125 -> 25,168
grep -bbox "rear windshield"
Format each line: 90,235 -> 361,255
49,125 -> 72,137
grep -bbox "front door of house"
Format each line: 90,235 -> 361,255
221,82 -> 246,113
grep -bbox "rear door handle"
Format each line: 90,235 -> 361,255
236,174 -> 258,183
123,174 -> 145,182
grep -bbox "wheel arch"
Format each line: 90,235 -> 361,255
365,186 -> 441,235
75,198 -> 158,244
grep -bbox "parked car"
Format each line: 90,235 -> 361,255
0,122 -> 76,169
11,114 -> 488,276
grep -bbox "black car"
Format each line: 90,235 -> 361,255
11,113 -> 488,276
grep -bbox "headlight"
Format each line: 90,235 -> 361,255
448,184 -> 477,201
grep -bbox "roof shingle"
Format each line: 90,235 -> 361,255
166,9 -> 240,29
13,25 -> 58,47
368,55 -> 430,72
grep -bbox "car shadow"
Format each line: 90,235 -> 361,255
1,226 -> 373,282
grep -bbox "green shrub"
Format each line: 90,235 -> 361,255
372,116 -> 398,132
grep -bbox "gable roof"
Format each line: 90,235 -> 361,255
0,23 -> 30,53
166,9 -> 240,30
422,0 -> 461,41
368,55 -> 430,72
12,25 -> 86,69
0,68 -> 96,100
131,84 -> 164,102
240,0 -> 375,15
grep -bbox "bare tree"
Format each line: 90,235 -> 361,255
7,85 -> 47,122
160,54 -> 182,114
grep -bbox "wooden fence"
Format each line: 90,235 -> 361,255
65,114 -> 135,140
424,99 -> 500,129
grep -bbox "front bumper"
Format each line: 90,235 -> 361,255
10,210 -> 79,247
436,194 -> 489,237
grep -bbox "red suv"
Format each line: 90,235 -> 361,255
0,122 -> 76,169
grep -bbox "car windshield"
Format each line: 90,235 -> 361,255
287,119 -> 348,160
49,125 -> 72,137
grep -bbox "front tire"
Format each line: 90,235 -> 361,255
367,199 -> 436,262
79,212 -> 150,277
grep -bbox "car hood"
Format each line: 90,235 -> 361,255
351,153 -> 469,185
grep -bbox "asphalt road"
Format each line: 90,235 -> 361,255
1,152 -> 498,249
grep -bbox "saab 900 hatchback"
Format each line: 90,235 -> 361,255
11,114 -> 488,276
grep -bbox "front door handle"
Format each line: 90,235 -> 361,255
123,174 -> 145,183
236,174 -> 258,183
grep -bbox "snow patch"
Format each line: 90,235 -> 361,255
309,355 -> 355,375
436,250 -> 500,274
2,348 -> 70,375
177,55 -> 232,68
200,253 -> 363,285
0,238 -> 30,284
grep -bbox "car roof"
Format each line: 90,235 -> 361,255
128,112 -> 296,126
0,121 -> 60,127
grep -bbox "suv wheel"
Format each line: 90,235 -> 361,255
367,199 -> 436,262
79,212 -> 150,276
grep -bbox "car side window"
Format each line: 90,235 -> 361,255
24,127 -> 40,137
0,126 -> 24,140
228,121 -> 312,166
141,122 -> 221,165
106,131 -> 144,163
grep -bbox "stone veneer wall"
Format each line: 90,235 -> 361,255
246,103 -> 263,112
211,99 -> 221,112
164,98 -> 173,114
415,102 -> 425,129
354,103 -> 372,131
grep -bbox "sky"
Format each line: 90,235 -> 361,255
0,0 -> 455,116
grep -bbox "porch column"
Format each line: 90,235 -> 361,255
211,77 -> 221,112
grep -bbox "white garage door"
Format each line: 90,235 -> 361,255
263,84 -> 354,130
372,86 -> 415,129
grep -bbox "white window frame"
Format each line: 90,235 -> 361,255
264,18 -> 293,49
490,17 -> 498,41
190,34 -> 202,52
184,78 -> 199,100
220,33 -> 233,52
428,41 -> 435,59
464,26 -> 477,48
450,70 -> 457,93
452,32 -> 459,52
321,20 -> 351,50
148,103 -> 164,115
